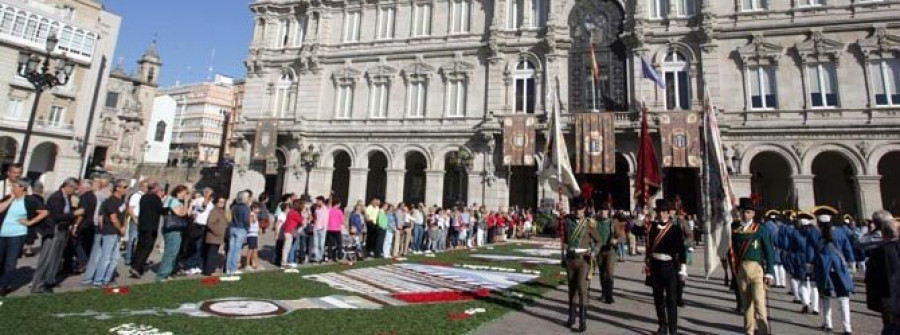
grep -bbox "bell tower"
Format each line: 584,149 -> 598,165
137,40 -> 162,86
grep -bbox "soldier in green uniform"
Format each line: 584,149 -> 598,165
594,202 -> 620,304
563,198 -> 601,332
731,197 -> 776,335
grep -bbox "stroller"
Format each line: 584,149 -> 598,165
341,233 -> 362,262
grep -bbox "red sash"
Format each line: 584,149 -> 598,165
648,223 -> 673,255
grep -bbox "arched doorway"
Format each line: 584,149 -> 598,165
0,136 -> 17,174
443,152 -> 469,208
575,153 -> 631,211
812,151 -> 858,215
331,151 -> 351,205
568,0 -> 627,112
263,149 -> 287,201
878,151 -> 900,215
750,152 -> 793,210
509,166 -> 538,210
365,152 -> 387,203
403,151 -> 427,205
28,142 -> 58,181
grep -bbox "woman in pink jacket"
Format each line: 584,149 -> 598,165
325,196 -> 345,262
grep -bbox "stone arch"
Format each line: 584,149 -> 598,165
0,136 -> 18,164
652,42 -> 700,69
866,142 -> 900,175
811,150 -> 860,215
801,143 -> 865,175
566,0 -> 628,111
739,143 -> 800,176
618,151 -> 636,174
321,143 -> 357,168
393,144 -> 433,170
433,144 -> 472,170
505,52 -> 544,73
28,142 -> 58,173
356,144 -> 393,169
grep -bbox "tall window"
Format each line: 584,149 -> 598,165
369,82 -> 389,118
273,73 -> 295,118
5,97 -> 23,119
662,51 -> 690,110
12,10 -> 25,38
748,66 -> 777,109
37,18 -> 49,43
342,11 -> 361,42
807,63 -> 839,108
279,19 -> 290,47
335,82 -> 354,119
0,8 -> 13,35
531,0 -> 547,28
649,0 -> 669,19
255,18 -> 267,47
48,106 -> 64,126
376,7 -> 396,39
294,15 -> 307,46
514,60 -> 537,114
870,59 -> 900,106
155,121 -> 166,142
742,0 -> 768,11
105,92 -> 119,108
446,79 -> 467,117
675,0 -> 696,17
406,75 -> 427,117
449,0 -> 470,34
24,14 -> 37,42
507,0 -> 522,29
412,3 -> 432,37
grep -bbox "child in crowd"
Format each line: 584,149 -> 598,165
246,203 -> 261,270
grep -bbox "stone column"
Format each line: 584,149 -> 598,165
855,175 -> 883,219
627,172 -> 636,210
385,169 -> 405,205
309,167 -> 334,198
348,168 -> 368,204
792,175 -> 816,210
466,171 -> 481,207
731,174 -> 752,200
425,170 -> 445,207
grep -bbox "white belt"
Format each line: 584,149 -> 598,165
569,248 -> 589,253
651,253 -> 673,261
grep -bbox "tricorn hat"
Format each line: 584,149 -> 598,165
796,211 -> 815,223
737,197 -> 755,211
842,214 -> 854,223
811,206 -> 839,223
764,210 -> 781,220
782,209 -> 797,221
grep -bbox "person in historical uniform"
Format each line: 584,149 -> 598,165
646,199 -> 686,335
731,197 -> 775,335
594,203 -> 620,304
563,198 -> 601,332
811,206 -> 856,334
673,207 -> 694,307
796,210 -> 822,315
777,210 -> 802,301
764,210 -> 787,288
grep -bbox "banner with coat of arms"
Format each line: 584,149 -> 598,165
252,119 -> 279,161
502,115 -> 536,166
659,112 -> 701,168
574,112 -> 615,174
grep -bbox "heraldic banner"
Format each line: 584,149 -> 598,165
575,112 -> 615,174
252,119 -> 279,161
659,112 -> 701,168
502,115 -> 536,166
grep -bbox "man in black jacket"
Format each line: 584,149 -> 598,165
865,210 -> 900,334
130,181 -> 164,278
31,178 -> 84,294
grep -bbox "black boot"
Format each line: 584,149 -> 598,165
575,303 -> 587,332
565,298 -> 574,328
656,325 -> 669,335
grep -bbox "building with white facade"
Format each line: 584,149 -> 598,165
0,0 -> 119,187
143,94 -> 176,165
235,0 -> 900,218
164,74 -> 235,167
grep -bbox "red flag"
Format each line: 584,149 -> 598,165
590,43 -> 600,83
634,105 -> 660,208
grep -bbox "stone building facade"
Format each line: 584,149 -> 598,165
91,41 -> 161,177
235,0 -> 900,218
0,0 -> 120,188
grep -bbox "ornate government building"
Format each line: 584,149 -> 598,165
234,0 -> 900,218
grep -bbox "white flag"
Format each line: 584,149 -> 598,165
538,79 -> 580,198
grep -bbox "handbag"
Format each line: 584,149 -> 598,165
164,213 -> 188,231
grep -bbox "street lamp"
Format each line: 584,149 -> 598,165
299,144 -> 321,200
16,34 -> 76,166
447,146 -> 474,207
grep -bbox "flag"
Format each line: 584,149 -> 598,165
659,112 -> 702,168
538,80 -> 580,199
703,92 -> 737,279
590,43 -> 600,83
502,115 -> 537,166
633,105 -> 660,208
574,112 -> 615,174
641,57 -> 666,89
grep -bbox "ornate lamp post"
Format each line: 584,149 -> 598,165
447,146 -> 474,207
299,144 -> 321,200
16,34 -> 76,166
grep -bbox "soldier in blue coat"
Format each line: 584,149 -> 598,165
812,206 -> 856,334
796,211 -> 821,315
764,210 -> 787,288
778,210 -> 801,302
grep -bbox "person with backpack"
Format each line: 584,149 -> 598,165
812,207 -> 856,334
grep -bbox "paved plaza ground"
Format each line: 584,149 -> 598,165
0,234 -> 886,334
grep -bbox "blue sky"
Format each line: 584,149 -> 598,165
104,0 -> 253,87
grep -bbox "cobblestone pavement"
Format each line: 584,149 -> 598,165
474,246 -> 882,335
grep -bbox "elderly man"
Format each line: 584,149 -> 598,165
865,210 -> 900,334
185,187 -> 214,275
124,180 -> 148,266
32,178 -> 84,294
130,181 -> 164,278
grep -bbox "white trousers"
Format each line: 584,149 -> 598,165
774,265 -> 786,287
822,296 -> 852,332
800,279 -> 820,312
791,278 -> 801,301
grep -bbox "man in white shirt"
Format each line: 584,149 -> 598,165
185,187 -> 213,274
0,163 -> 23,198
124,180 -> 147,266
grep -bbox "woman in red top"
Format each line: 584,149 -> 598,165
486,211 -> 497,244
282,199 -> 303,268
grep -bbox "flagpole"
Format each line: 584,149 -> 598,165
701,84 -> 713,279
554,76 -> 565,257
